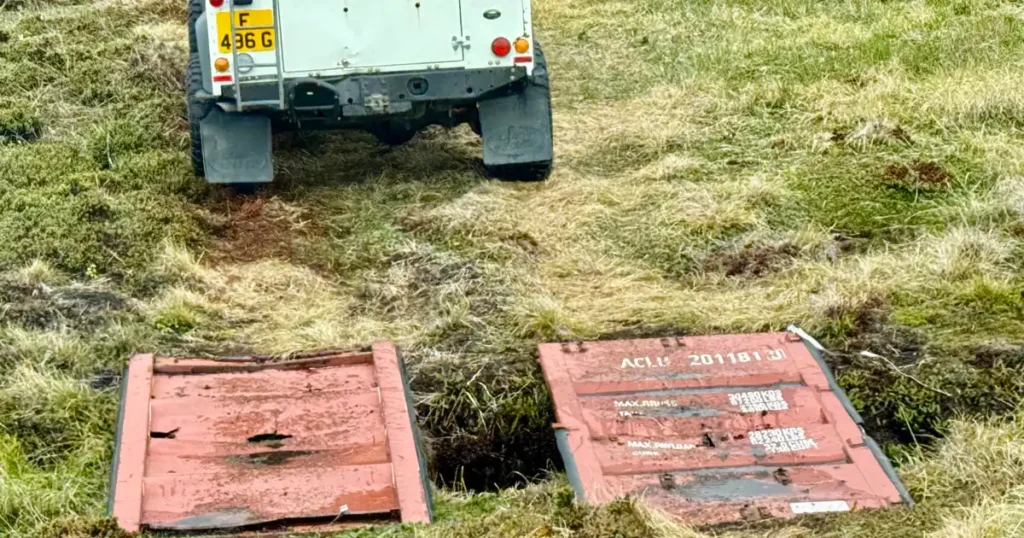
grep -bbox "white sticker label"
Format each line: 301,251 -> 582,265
628,439 -> 696,456
728,390 -> 789,413
748,427 -> 818,454
790,501 -> 851,514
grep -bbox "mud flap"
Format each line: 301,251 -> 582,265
478,83 -> 553,167
200,108 -> 273,184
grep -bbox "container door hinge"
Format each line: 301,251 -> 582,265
451,35 -> 471,51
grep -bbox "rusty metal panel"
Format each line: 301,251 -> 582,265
109,344 -> 432,534
539,330 -> 912,525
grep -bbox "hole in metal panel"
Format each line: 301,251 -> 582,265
773,467 -> 793,485
408,78 -> 428,95
247,432 -> 293,443
231,450 -> 315,466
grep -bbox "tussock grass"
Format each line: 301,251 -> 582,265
0,366 -> 115,535
3,0 -> 1024,536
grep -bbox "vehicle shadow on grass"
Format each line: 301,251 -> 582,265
268,126 -> 487,191
197,126 -> 491,268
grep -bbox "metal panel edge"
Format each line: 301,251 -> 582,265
555,429 -> 586,503
787,325 -> 863,424
111,353 -> 155,533
787,325 -> 913,506
863,435 -> 914,506
371,341 -> 432,524
106,365 -> 130,515
537,343 -> 610,503
395,345 -> 435,521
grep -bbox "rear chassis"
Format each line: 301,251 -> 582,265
201,66 -> 531,132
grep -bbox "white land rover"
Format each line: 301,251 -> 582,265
187,0 -> 553,185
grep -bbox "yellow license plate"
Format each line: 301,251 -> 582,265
216,10 -> 275,53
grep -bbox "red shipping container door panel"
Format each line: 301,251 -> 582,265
109,344 -> 432,535
539,330 -> 912,525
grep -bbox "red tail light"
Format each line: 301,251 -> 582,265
491,37 -> 511,57
210,0 -> 224,7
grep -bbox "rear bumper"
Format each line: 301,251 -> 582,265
206,66 -> 529,117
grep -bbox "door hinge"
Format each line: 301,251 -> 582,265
451,35 -> 471,51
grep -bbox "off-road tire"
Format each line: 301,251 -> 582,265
484,40 -> 553,182
186,54 -> 212,178
369,121 -> 417,146
188,0 -> 203,53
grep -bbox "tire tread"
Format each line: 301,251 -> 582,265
186,55 -> 210,178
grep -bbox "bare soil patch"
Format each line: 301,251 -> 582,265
884,161 -> 952,188
0,280 -> 127,330
716,242 -> 800,278
207,196 -> 312,264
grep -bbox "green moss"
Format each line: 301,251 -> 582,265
552,495 -> 656,538
890,278 -> 1024,345
432,492 -> 503,522
0,3 -> 203,283
0,369 -> 115,468
0,184 -> 203,277
0,101 -> 41,143
152,303 -> 205,335
834,336 -> 1024,446
779,155 -> 950,243
0,144 -> 93,188
0,0 -> 87,11
414,350 -> 558,491
33,516 -> 130,538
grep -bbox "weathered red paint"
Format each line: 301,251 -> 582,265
111,353 -> 154,533
111,345 -> 431,534
539,331 -> 909,525
372,342 -> 433,524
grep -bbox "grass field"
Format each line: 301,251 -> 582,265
2,0 -> 1024,536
